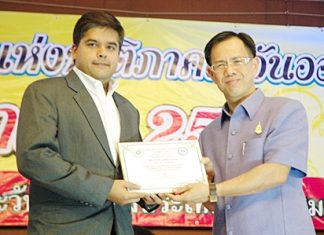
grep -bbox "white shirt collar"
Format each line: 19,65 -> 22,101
73,66 -> 119,96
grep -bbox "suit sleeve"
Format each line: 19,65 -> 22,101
16,81 -> 112,208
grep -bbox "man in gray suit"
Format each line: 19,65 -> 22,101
16,11 -> 160,235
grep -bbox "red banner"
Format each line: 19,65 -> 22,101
0,171 -> 323,229
132,199 -> 214,227
0,171 -> 29,226
303,177 -> 324,230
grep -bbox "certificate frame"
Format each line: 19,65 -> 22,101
118,140 -> 208,193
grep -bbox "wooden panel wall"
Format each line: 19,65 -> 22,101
0,0 -> 323,27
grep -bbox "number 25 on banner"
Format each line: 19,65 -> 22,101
145,105 -> 221,142
0,103 -> 19,156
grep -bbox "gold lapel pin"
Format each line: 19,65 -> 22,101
255,121 -> 263,135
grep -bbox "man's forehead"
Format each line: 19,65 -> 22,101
81,28 -> 119,43
211,40 -> 249,59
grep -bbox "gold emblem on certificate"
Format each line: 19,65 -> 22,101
118,140 -> 208,193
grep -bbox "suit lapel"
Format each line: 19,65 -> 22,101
113,93 -> 128,169
113,93 -> 127,142
65,71 -> 114,164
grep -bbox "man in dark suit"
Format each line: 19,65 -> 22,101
16,11 -> 160,235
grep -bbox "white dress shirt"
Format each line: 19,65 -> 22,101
73,67 -> 121,165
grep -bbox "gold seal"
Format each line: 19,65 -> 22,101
255,122 -> 262,135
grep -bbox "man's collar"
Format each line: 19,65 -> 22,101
73,66 -> 119,95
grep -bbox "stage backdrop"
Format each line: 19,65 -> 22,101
0,11 -> 323,229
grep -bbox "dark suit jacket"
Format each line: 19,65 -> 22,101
16,70 -> 142,235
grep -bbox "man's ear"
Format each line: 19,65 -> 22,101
252,56 -> 260,75
71,44 -> 78,62
206,66 -> 212,77
206,66 -> 217,83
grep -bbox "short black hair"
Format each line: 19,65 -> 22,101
204,31 -> 256,65
73,11 -> 124,50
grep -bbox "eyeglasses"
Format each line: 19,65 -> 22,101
211,57 -> 253,72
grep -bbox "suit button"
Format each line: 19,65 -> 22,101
231,130 -> 237,135
228,154 -> 233,160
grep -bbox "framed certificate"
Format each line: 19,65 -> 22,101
118,140 -> 208,193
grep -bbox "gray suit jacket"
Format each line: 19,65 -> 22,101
16,70 -> 142,235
